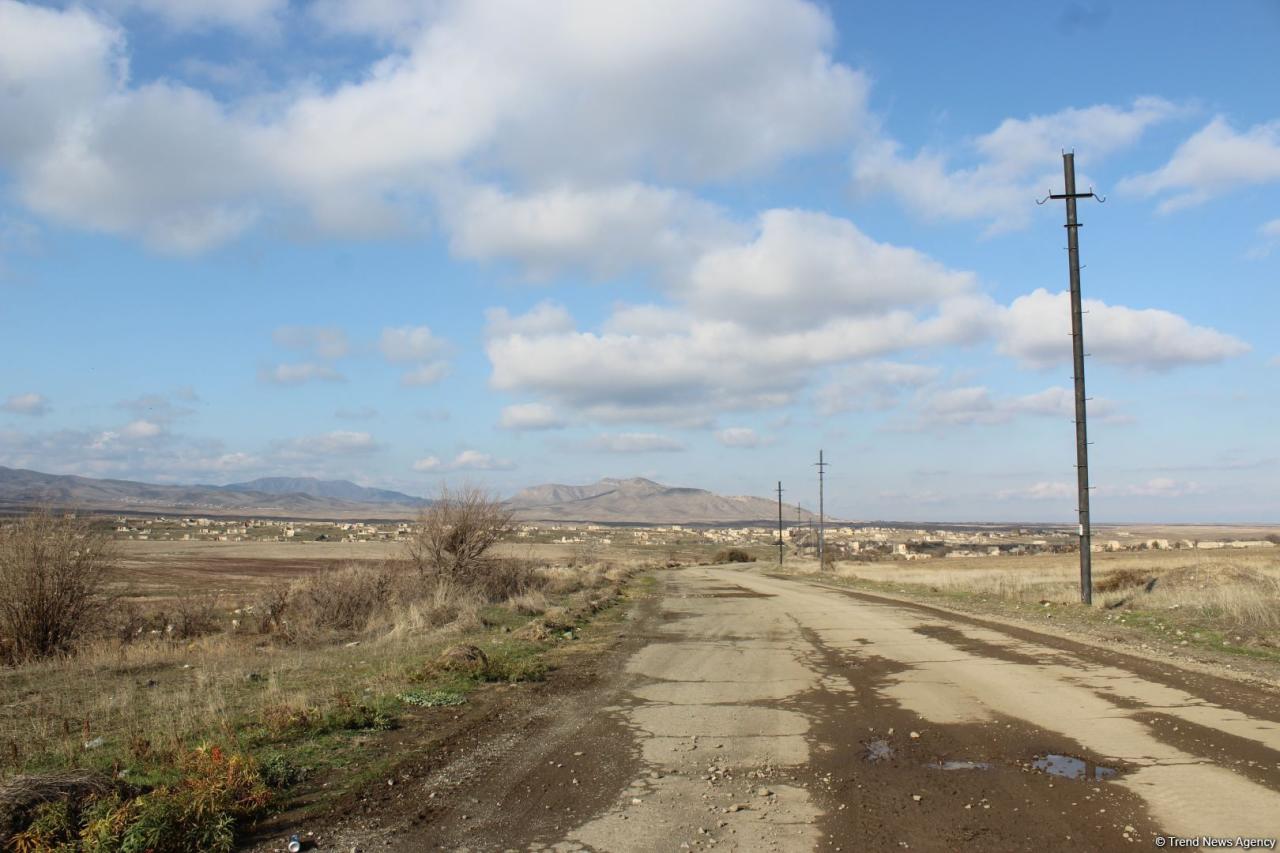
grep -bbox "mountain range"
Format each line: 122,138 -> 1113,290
506,477 -> 815,524
0,467 -> 809,525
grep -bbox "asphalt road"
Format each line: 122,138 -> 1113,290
350,567 -> 1280,852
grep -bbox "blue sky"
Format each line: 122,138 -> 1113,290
1,0 -> 1277,522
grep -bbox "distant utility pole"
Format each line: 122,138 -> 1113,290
814,450 -> 828,569
1041,151 -> 1102,605
776,481 -> 785,566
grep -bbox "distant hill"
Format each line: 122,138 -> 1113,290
506,477 -> 817,524
222,477 -> 427,506
0,466 -> 426,519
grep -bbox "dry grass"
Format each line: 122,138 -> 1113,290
0,549 -> 634,782
798,548 -> 1280,648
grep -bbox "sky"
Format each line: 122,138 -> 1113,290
1,0 -> 1278,523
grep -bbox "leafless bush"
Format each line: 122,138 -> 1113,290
406,486 -> 515,591
0,511 -> 116,664
170,594 -> 224,639
256,584 -> 290,635
289,563 -> 399,633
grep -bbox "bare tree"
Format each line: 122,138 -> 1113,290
0,510 -> 116,664
406,485 -> 514,586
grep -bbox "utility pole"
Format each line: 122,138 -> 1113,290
1042,151 -> 1100,605
776,481 -> 785,566
814,450 -> 828,569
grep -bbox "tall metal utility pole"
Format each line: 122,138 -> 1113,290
814,450 -> 828,569
1042,151 -> 1100,605
776,481 -> 785,566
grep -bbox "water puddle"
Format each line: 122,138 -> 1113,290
931,759 -> 992,771
1032,753 -> 1118,780
863,739 -> 894,762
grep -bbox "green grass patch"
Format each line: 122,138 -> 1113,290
398,688 -> 467,707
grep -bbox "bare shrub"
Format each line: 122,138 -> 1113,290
289,563 -> 398,634
714,548 -> 755,564
256,585 -> 290,635
406,486 -> 514,592
506,590 -> 549,616
171,594 -> 224,639
0,511 -> 116,664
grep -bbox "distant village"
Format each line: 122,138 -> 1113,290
102,515 -> 1276,559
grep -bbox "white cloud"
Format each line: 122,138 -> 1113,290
999,288 -> 1249,370
0,424 -> 260,481
484,212 -> 1001,424
258,363 -> 345,385
279,430 -> 379,457
815,362 -> 940,415
715,427 -> 767,448
997,481 -> 1074,501
915,385 -> 1123,427
120,419 -> 163,440
0,0 -> 871,251
400,362 -> 450,387
445,182 -> 740,281
1120,117 -> 1280,212
379,325 -> 446,363
1100,477 -> 1205,498
1248,218 -> 1280,259
498,403 -> 566,431
2,392 -> 50,416
103,0 -> 287,32
413,449 -> 515,472
687,210 -> 974,331
273,325 -> 349,359
587,433 -> 686,453
379,325 -> 449,386
852,98 -> 1178,232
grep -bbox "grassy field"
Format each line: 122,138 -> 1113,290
0,533 -> 661,849
779,547 -> 1280,664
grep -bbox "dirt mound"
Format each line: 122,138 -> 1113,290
1093,568 -> 1156,594
434,644 -> 489,676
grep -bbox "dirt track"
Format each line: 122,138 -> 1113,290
298,567 -> 1280,852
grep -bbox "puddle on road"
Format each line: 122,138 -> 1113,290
863,739 -> 894,762
931,759 -> 992,771
1032,753 -> 1119,780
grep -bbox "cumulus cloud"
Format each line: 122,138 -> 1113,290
996,481 -> 1074,501
913,384 -> 1128,428
102,0 -> 287,32
852,98 -> 1179,232
0,424 -> 259,481
587,433 -> 686,453
687,210 -> 974,331
273,325 -> 350,359
277,430 -> 380,458
814,362 -> 940,415
445,182 -> 741,281
998,288 -> 1249,370
498,403 -> 566,431
2,392 -> 50,416
257,363 -> 345,385
1120,117 -> 1280,212
413,449 -> 515,472
714,427 -> 768,448
0,0 -> 867,251
379,325 -> 449,387
120,419 -> 164,440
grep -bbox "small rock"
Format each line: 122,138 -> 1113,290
345,641 -> 361,648
755,787 -> 773,797
912,794 -> 922,802
631,798 -> 643,805
909,731 -> 920,739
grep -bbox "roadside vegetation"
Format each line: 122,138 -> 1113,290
778,548 -> 1280,663
0,496 -> 646,851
